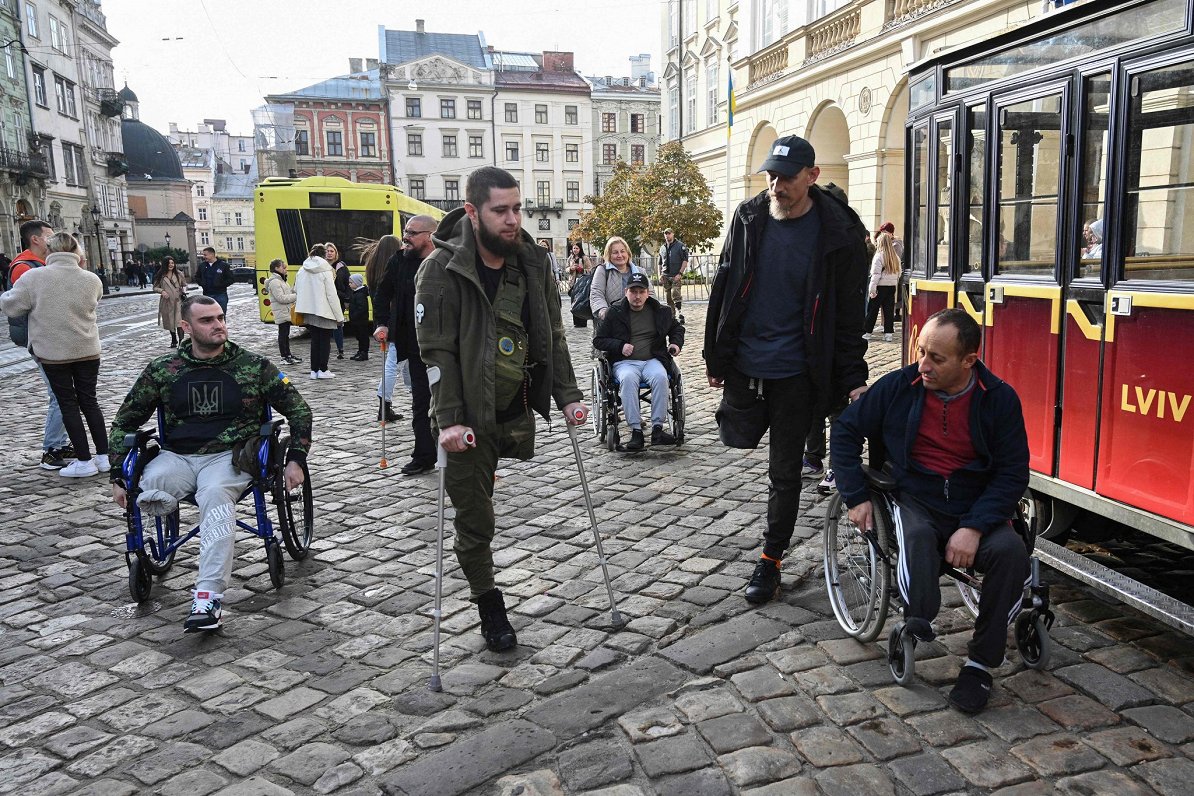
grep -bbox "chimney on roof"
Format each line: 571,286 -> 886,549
349,57 -> 363,73
366,58 -> 378,70
541,51 -> 574,73
416,19 -> 425,34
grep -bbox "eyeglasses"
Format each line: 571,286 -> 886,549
404,229 -> 433,237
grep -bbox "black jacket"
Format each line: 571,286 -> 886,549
371,249 -> 424,361
346,286 -> 371,333
333,262 -> 351,307
594,295 -> 685,367
703,186 -> 868,410
196,257 -> 232,294
831,361 -> 1030,535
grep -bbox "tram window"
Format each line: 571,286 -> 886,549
1123,60 -> 1194,282
911,126 -> 930,276
996,94 -> 1063,277
934,119 -> 953,276
1078,72 -> 1112,280
965,107 -> 987,274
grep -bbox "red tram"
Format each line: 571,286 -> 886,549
903,0 -> 1193,631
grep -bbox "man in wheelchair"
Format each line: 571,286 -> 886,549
593,273 -> 684,451
832,309 -> 1030,714
107,295 -> 313,632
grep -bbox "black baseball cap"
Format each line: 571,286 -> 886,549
627,273 -> 651,290
758,135 -> 816,177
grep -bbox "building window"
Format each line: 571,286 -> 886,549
234,211 -> 243,225
535,104 -> 548,124
406,97 -> 421,117
223,213 -> 231,225
632,144 -> 645,165
537,181 -> 550,206
198,207 -> 207,221
602,143 -> 617,165
54,75 -> 77,117
407,133 -> 422,156
326,130 -> 343,156
409,178 -> 424,199
467,99 -> 482,120
236,237 -> 244,251
601,112 -> 617,133
565,143 -> 578,163
568,218 -> 579,230
631,114 -> 644,133
668,84 -> 679,139
31,66 -> 47,106
25,2 -> 38,38
565,105 -> 577,125
48,14 -> 64,51
61,142 -> 76,184
535,142 -> 549,163
706,61 -> 719,125
238,139 -> 246,152
468,135 -> 483,158
538,218 -> 551,231
566,181 -> 580,202
684,68 -> 697,135
440,98 -> 455,119
200,232 -> 210,246
196,184 -> 205,197
505,140 -> 519,161
360,131 -> 377,157
504,103 -> 517,122
225,237 -> 233,250
442,134 -> 457,157
294,129 -> 309,155
445,179 -> 460,200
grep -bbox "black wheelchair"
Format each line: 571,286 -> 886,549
590,353 -> 685,451
120,413 -> 313,602
823,467 -> 1053,685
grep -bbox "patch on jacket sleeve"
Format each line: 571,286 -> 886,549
415,303 -> 425,324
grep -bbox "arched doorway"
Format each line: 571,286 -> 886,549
878,79 -> 910,234
745,122 -> 779,198
806,102 -> 851,195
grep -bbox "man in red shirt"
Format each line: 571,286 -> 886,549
6,219 -> 73,469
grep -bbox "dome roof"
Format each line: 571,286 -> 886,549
117,83 -> 138,102
121,119 -> 184,182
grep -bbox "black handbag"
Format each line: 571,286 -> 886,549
715,394 -> 770,449
570,272 -> 594,320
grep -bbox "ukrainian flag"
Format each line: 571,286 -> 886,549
727,67 -> 735,139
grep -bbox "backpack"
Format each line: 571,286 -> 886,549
6,258 -> 42,348
570,272 -> 594,320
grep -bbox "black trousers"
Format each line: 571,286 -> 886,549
276,322 -> 292,358
723,368 -> 815,559
892,496 -> 1030,668
407,355 -> 435,466
42,359 -> 108,460
309,326 -> 332,372
865,285 -> 897,334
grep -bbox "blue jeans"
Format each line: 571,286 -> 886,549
376,343 -> 401,401
614,358 -> 669,430
37,363 -> 69,451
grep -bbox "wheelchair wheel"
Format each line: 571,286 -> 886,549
605,421 -> 618,452
129,557 -> 153,603
275,458 -> 313,561
267,542 -> 285,589
670,381 -> 685,445
142,510 -> 181,576
1016,611 -> 1052,670
888,623 -> 917,685
956,576 -> 981,619
823,490 -> 890,642
591,367 -> 606,441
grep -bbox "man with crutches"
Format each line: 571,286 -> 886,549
415,166 -> 587,652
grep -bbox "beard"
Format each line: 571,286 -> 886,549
476,216 -> 522,257
769,194 -> 793,220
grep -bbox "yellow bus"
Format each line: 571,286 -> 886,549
252,176 -> 445,322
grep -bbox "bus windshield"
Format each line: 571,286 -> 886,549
276,209 -> 394,266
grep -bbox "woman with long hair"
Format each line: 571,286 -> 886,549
566,241 -> 587,290
293,243 -> 344,378
326,241 -> 348,360
589,236 -> 641,323
361,234 -> 406,418
153,256 -> 186,347
865,231 -> 901,342
264,258 -> 301,365
0,232 -> 108,477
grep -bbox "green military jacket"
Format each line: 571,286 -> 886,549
414,208 -> 582,434
108,340 -> 313,466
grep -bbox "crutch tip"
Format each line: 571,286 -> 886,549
428,676 -> 442,692
379,459 -> 389,468
610,610 -> 625,628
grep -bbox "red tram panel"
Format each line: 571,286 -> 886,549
905,280 -> 953,362
1055,301 -> 1103,490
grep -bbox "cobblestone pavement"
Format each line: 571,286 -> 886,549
2,285 -> 1193,796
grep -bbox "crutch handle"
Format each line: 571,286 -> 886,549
570,407 -> 585,422
463,430 -> 476,446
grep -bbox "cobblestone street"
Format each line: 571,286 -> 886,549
2,284 -> 1193,795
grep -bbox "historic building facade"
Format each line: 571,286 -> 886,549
0,0 -> 43,253
588,72 -> 660,198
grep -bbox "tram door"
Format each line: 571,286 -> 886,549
905,120 -> 955,363
983,87 -> 1069,475
1095,59 -> 1194,525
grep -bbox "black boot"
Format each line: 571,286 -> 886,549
476,588 -> 517,651
625,428 -> 645,451
651,425 -> 677,445
378,398 -> 402,423
170,332 -> 178,347
745,556 -> 782,604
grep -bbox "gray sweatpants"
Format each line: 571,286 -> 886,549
891,496 -> 1029,668
137,450 -> 250,595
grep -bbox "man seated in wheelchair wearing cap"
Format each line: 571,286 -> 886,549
831,308 -> 1030,713
593,272 -> 684,451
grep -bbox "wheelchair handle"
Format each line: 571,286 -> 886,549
259,419 -> 284,437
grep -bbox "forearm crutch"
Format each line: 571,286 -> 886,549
566,408 -> 623,627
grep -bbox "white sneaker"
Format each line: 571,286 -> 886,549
93,453 -> 111,473
317,371 -> 336,379
310,371 -> 319,380
59,459 -> 99,478
884,333 -> 893,343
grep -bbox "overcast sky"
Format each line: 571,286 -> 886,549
103,0 -> 663,136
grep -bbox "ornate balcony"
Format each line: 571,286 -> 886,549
883,0 -> 965,32
804,6 -> 862,66
748,45 -> 789,88
417,198 -> 465,211
0,147 -> 50,181
96,88 -> 124,118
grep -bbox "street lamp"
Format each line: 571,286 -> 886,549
164,231 -> 171,250
88,205 -> 108,294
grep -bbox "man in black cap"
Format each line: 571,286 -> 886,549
704,134 -> 869,604
594,272 -> 684,452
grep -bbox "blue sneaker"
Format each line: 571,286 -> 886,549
183,591 -> 223,632
802,456 -> 824,480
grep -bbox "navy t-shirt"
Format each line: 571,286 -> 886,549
735,206 -> 820,378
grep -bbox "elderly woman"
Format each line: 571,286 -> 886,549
0,232 -> 108,477
294,243 -> 344,379
589,236 -> 642,324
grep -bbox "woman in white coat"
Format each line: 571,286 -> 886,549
293,244 -> 344,379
